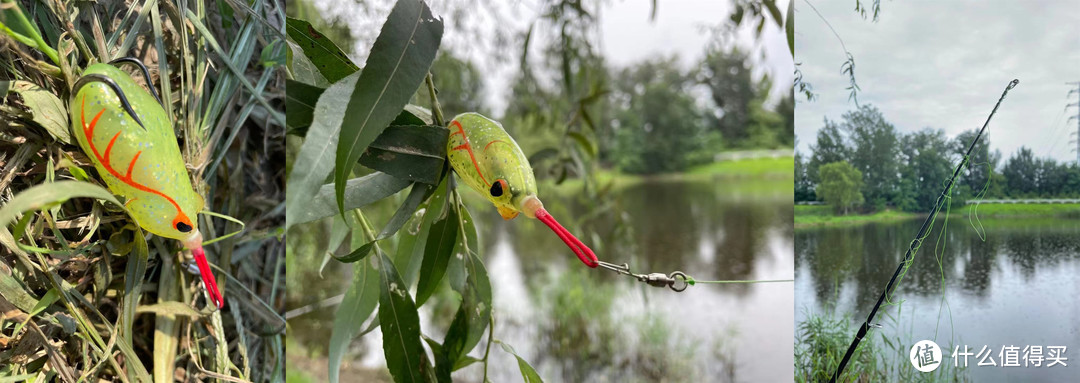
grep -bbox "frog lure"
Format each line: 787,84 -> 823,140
69,58 -> 223,308
447,113 -> 598,268
447,113 -> 796,291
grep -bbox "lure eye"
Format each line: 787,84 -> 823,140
490,179 -> 507,197
175,221 -> 193,233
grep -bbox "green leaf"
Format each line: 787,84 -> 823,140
439,274 -> 475,369
422,337 -> 452,383
378,252 -> 426,383
0,272 -> 39,312
7,80 -> 70,144
404,172 -> 448,289
453,356 -> 481,371
414,199 -> 458,307
441,203 -> 490,365
447,200 -> 479,295
765,0 -> 783,28
261,39 -> 287,68
285,71 -> 361,231
731,5 -> 744,25
786,0 -> 794,57
121,227 -> 148,347
334,0 -> 444,216
333,242 -> 374,263
289,171 -> 412,228
359,125 -> 449,184
528,148 -> 560,165
379,182 -> 437,240
434,306 -> 464,381
329,251 -> 380,382
400,104 -> 434,125
287,40 -> 330,87
498,341 -> 544,383
0,181 -> 121,231
285,79 -> 324,134
0,0 -> 58,65
285,17 -> 360,83
567,131 -> 596,158
459,242 -> 491,355
333,180 -> 435,266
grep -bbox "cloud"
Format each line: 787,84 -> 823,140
796,0 -> 1080,164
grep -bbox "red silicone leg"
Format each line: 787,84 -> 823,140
192,247 -> 224,308
535,208 -> 598,268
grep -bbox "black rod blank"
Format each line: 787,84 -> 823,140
829,79 -> 1019,382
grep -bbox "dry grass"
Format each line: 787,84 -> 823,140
0,0 -> 286,380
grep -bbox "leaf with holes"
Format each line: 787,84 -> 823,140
378,252 -> 426,383
414,200 -> 457,307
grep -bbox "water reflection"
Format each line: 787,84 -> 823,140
288,178 -> 793,382
468,179 -> 793,382
795,218 -> 1080,382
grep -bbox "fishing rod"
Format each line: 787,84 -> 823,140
830,79 -> 1019,382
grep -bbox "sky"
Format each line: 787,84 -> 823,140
795,0 -> 1080,164
310,0 -> 793,117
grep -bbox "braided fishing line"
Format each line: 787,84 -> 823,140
686,278 -> 793,285
830,79 -> 1019,382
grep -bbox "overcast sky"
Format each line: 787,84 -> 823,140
796,0 -> 1080,164
312,0 -> 793,116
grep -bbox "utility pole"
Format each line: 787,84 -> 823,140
1068,82 -> 1080,164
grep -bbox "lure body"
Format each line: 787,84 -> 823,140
447,113 -> 597,267
71,64 -> 201,238
447,113 -> 537,220
70,62 -> 222,307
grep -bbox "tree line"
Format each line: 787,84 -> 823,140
796,105 -> 1080,213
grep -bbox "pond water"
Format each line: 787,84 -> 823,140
287,177 -> 794,382
795,218 -> 1080,382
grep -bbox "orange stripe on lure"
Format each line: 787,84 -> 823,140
69,59 -> 223,308
446,113 -> 598,268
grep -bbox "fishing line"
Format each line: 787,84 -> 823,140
830,79 -> 1019,382
687,278 -> 794,285
595,260 -> 793,292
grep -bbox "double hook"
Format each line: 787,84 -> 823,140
597,261 -> 689,292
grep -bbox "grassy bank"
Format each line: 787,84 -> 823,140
795,205 -> 917,227
796,202 -> 1080,228
553,155 -> 794,189
965,202 -> 1080,218
539,156 -> 793,203
688,155 -> 795,177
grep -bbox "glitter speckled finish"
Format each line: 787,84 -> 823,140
70,63 -> 202,241
446,112 -> 537,220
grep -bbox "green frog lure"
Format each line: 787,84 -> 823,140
69,58 -> 223,308
447,113 -> 795,291
447,113 -> 598,268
